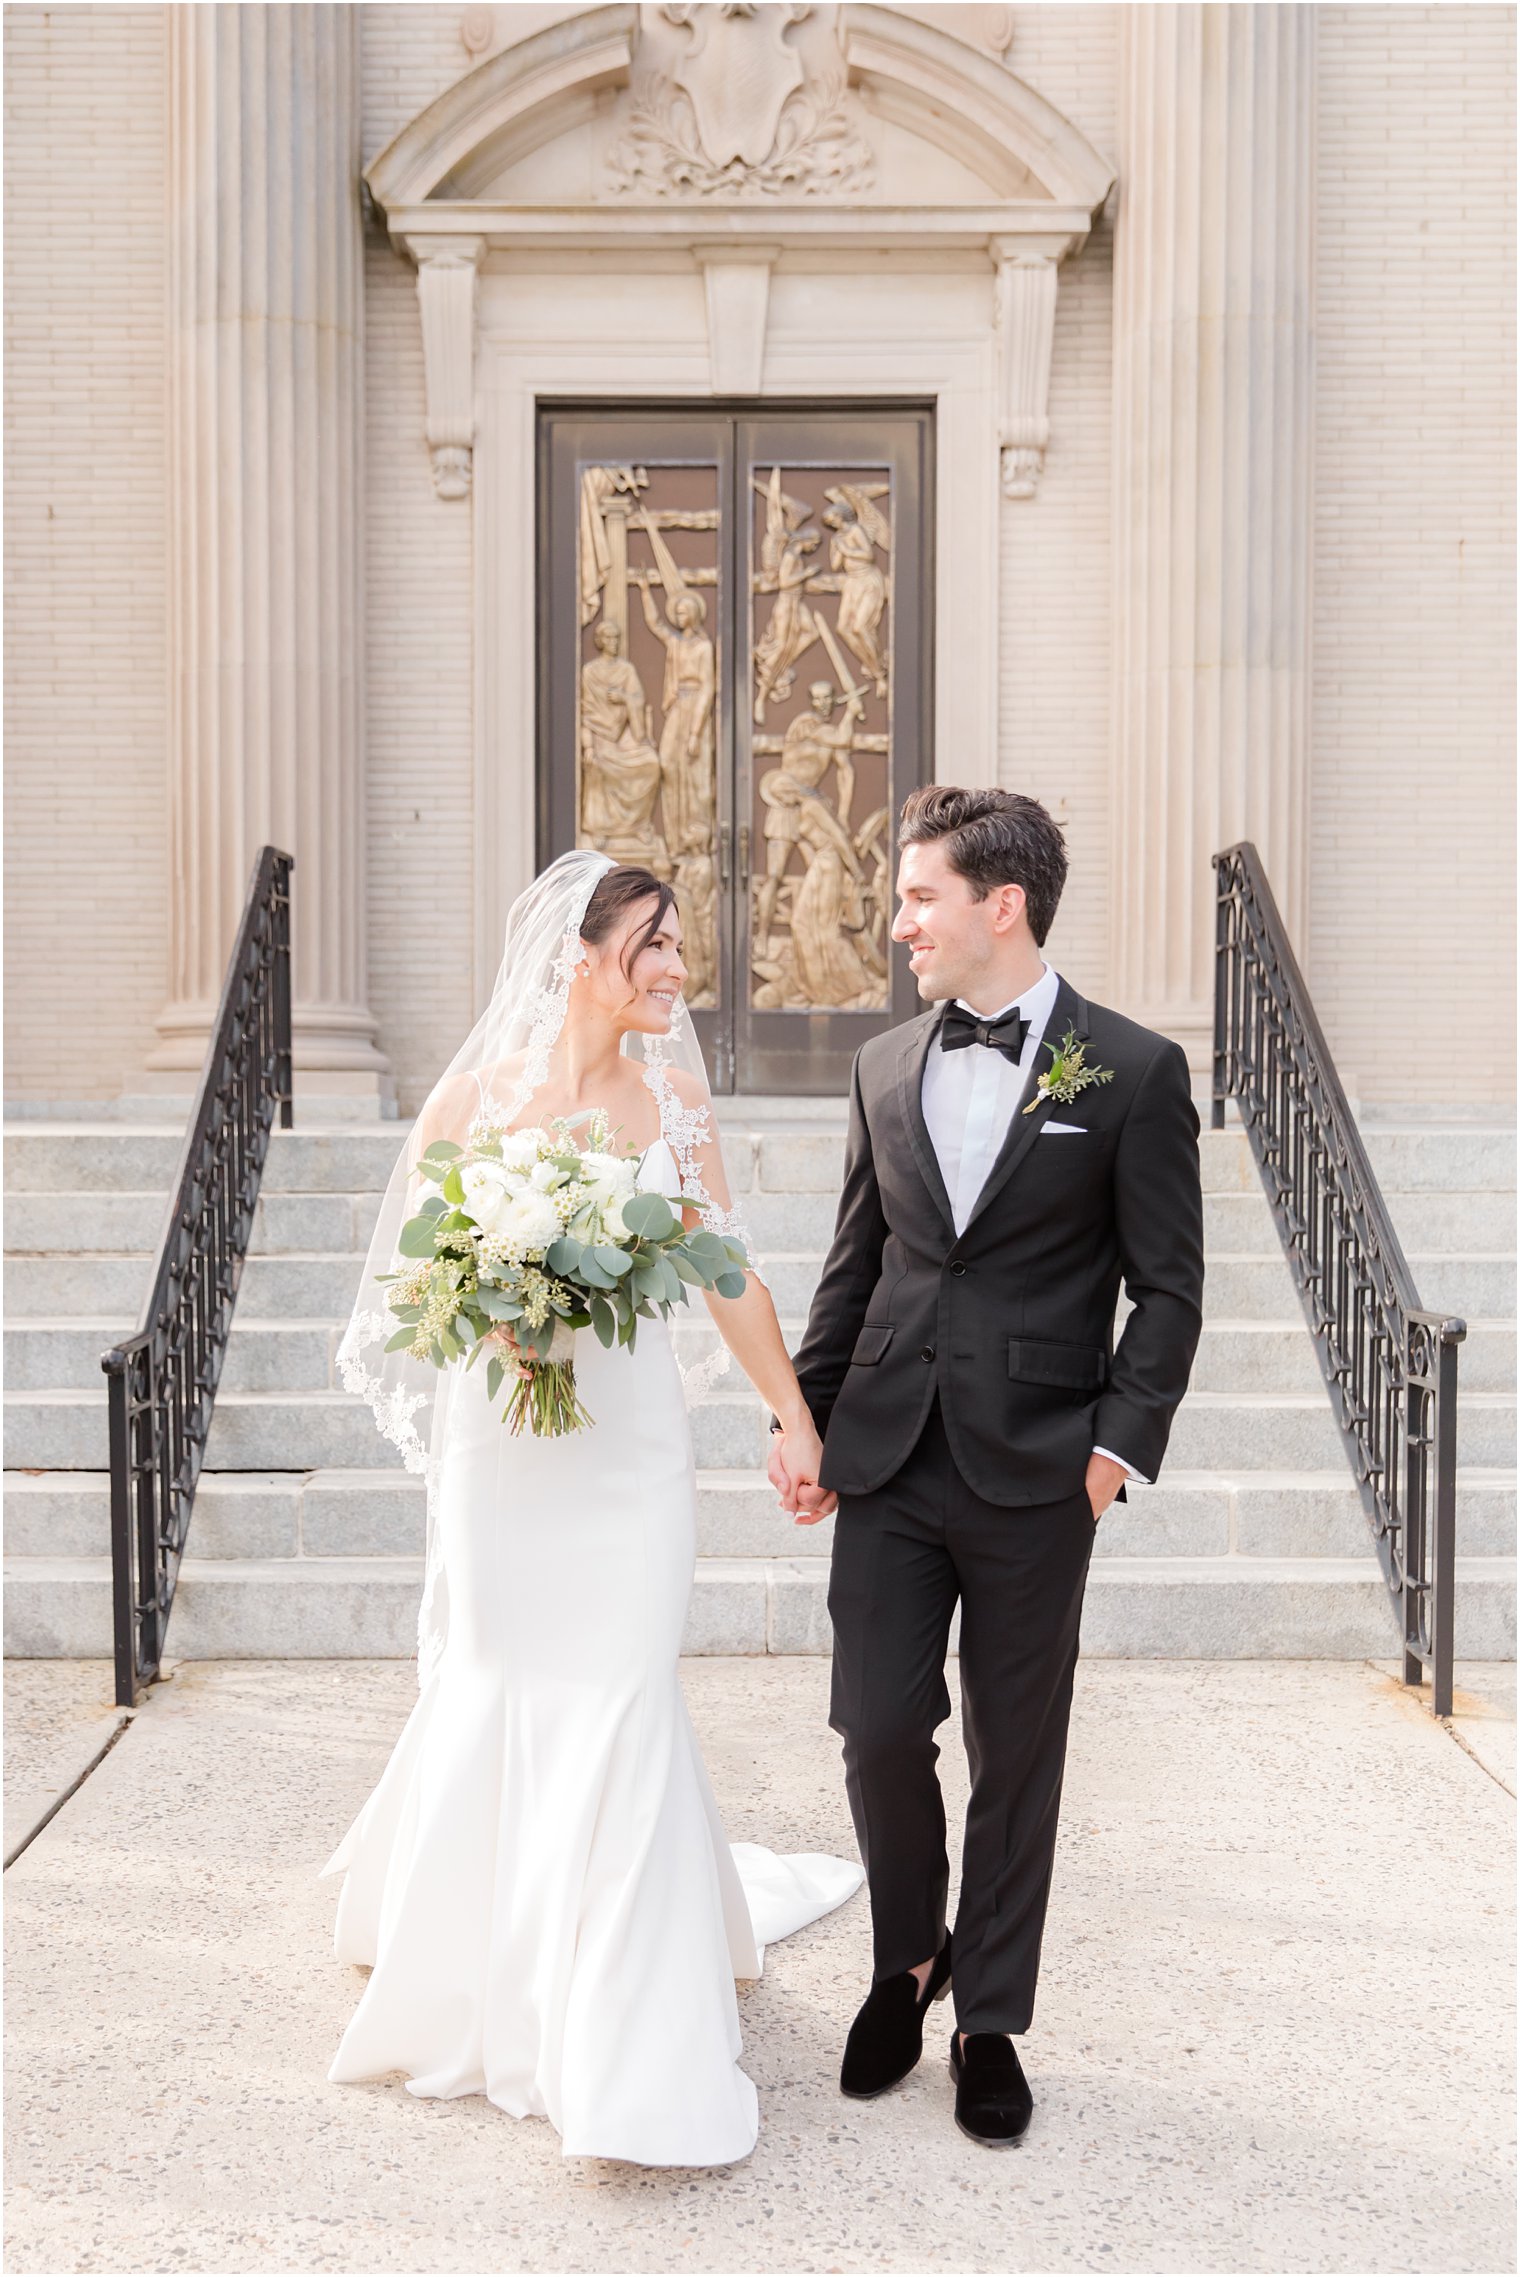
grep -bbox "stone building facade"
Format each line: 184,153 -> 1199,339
5,1 -> 1514,1115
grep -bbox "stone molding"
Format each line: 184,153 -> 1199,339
365,5 -> 638,208
691,243 -> 779,395
839,3 -> 1114,208
366,5 -> 1114,505
405,235 -> 488,501
992,239 -> 1062,501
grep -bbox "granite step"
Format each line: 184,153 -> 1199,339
5,1551 -> 1512,1662
7,1466 -> 1512,1565
7,1381 -> 1514,1478
9,1313 -> 1515,1397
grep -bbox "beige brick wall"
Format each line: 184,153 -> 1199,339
3,5 -> 167,1102
1310,3 -> 1516,1102
997,6 -> 1119,1000
361,6 -> 481,1116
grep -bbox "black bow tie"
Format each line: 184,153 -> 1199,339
939,1002 -> 1030,1062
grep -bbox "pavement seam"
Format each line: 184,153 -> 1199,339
3,1707 -> 135,1869
1439,1717 -> 1517,1798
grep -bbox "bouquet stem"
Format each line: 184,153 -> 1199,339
505,1357 -> 595,1438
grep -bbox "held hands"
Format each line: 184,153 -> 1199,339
1084,1449 -> 1128,1523
768,1416 -> 837,1525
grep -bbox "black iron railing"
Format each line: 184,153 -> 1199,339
102,848 -> 293,1706
1213,842 -> 1465,1715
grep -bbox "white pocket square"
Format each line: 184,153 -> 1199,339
1039,1121 -> 1087,1135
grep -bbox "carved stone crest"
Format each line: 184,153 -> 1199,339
606,3 -> 873,201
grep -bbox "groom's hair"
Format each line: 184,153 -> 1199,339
897,786 -> 1068,945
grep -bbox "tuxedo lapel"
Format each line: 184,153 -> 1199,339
962,975 -> 1091,1233
895,1011 -> 955,1236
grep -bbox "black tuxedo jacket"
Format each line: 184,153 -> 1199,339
790,976 -> 1206,1507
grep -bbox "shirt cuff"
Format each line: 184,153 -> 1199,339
1093,1444 -> 1150,1485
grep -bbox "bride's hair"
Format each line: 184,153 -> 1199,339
581,865 -> 678,979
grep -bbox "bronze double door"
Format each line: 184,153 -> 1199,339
538,406 -> 933,1093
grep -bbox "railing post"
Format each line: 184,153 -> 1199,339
274,853 -> 294,1132
1430,1325 -> 1462,1718
104,1353 -> 137,1708
1211,852 -> 1228,1131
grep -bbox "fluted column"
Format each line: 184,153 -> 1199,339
151,4 -> 388,1089
1109,4 -> 1315,1062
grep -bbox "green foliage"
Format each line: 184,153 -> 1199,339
378,1129 -> 755,1438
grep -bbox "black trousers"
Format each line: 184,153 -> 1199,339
827,1397 -> 1096,2036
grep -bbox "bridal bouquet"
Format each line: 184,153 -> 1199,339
378,1111 -> 750,1437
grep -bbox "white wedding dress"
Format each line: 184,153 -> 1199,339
320,1136 -> 862,2168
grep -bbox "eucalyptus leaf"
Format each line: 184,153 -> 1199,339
422,1140 -> 463,1163
714,1270 -> 748,1300
384,1325 -> 418,1353
619,1192 -> 677,1242
591,1244 -> 633,1278
442,1166 -> 466,1207
544,1236 -> 583,1277
590,1298 -> 615,1348
486,1356 -> 504,1402
398,1216 -> 442,1259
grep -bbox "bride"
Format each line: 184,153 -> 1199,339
319,848 -> 861,2167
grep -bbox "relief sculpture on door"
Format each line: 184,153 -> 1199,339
749,468 -> 892,1013
577,463 -> 721,1008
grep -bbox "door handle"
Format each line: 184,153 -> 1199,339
738,822 -> 751,882
719,822 -> 732,887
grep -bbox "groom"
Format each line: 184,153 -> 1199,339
772,786 -> 1204,2146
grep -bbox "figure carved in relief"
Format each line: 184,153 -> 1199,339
753,679 -> 864,955
579,465 -> 647,628
579,621 -> 670,874
638,514 -> 720,1007
785,798 -> 887,1009
751,468 -> 821,722
822,483 -> 891,698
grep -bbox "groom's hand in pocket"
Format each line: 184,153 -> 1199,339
1084,1450 -> 1128,1523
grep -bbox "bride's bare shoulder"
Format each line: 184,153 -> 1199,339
417,1055 -> 530,1144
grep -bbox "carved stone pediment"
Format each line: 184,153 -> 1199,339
364,3 -> 1116,500
606,3 -> 873,201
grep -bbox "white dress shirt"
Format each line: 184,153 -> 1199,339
918,963 -> 1148,1485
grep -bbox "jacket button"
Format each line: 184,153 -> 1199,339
949,1260 -> 967,1276
920,1345 -> 936,1362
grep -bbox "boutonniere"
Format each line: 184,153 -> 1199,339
1023,1025 -> 1116,1114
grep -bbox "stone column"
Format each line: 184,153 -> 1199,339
1109,3 -> 1316,1063
150,3 -> 389,1097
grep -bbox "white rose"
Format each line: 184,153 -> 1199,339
459,1160 -> 514,1233
500,1188 -> 561,1256
529,1157 -> 562,1192
599,1193 -> 633,1242
578,1149 -> 638,1203
499,1129 -> 545,1173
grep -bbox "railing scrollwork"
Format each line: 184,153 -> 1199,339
102,848 -> 293,1707
1213,842 -> 1465,1717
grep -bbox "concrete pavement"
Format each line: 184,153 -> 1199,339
3,1656 -> 1514,2275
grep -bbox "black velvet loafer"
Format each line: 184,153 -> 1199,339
949,2029 -> 1033,2145
839,1932 -> 953,2099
